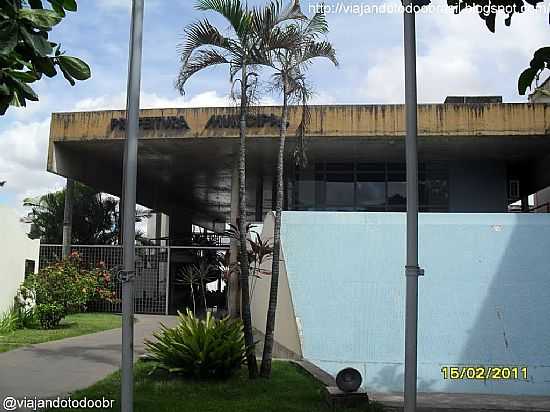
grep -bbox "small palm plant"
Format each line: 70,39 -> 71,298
176,265 -> 200,315
177,261 -> 217,315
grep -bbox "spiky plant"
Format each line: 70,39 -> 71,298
144,310 -> 247,379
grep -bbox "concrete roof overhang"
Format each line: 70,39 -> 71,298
48,104 -> 550,227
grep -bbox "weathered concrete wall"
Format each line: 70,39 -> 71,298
0,206 -> 39,314
48,104 -> 550,172
250,212 -> 303,358
280,211 -> 550,395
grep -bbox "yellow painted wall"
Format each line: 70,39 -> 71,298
49,103 -> 550,140
48,103 -> 550,170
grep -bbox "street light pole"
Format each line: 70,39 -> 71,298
121,1 -> 144,411
62,178 -> 74,258
403,1 -> 422,411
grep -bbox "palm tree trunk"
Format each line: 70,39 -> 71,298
201,282 -> 208,315
238,63 -> 258,379
190,284 -> 196,315
260,76 -> 288,378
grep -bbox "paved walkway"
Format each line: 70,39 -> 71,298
297,360 -> 550,412
0,314 -> 177,410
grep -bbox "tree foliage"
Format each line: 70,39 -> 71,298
518,46 -> 550,95
23,182 -> 149,245
0,0 -> 91,115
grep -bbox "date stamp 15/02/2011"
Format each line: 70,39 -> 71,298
441,366 -> 528,380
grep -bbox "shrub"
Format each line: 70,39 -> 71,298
145,309 -> 247,379
21,252 -> 117,329
35,303 -> 65,329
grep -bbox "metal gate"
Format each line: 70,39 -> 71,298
39,245 -> 169,315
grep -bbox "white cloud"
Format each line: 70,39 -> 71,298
361,5 -> 549,103
73,90 -> 282,111
74,90 -> 235,111
0,119 -> 65,216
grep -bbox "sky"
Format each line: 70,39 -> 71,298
0,0 -> 548,216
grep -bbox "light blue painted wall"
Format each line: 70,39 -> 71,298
281,212 -> 550,395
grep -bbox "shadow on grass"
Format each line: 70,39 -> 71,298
47,361 -> 386,412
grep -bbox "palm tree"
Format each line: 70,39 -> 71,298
177,265 -> 200,314
176,0 -> 304,379
260,11 -> 338,377
177,262 -> 216,315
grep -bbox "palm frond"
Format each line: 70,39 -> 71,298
178,19 -> 237,67
195,0 -> 253,41
251,0 -> 306,65
295,40 -> 338,70
177,49 -> 231,94
274,0 -> 306,25
301,10 -> 328,38
251,0 -> 305,33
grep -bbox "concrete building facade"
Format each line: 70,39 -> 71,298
46,100 -> 550,396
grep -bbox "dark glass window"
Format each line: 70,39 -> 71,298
292,161 -> 448,212
325,173 -> 354,207
24,259 -> 35,278
296,180 -> 316,209
356,171 -> 386,209
387,182 -> 406,207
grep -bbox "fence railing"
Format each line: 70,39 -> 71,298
39,244 -> 229,315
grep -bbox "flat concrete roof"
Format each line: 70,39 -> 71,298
47,104 -> 550,227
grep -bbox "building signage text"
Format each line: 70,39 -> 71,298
110,116 -> 190,131
206,113 -> 286,129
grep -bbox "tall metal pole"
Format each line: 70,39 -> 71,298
403,1 -> 422,411
121,1 -> 144,411
62,178 -> 74,258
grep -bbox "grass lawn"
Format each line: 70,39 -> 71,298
48,361 -> 384,412
0,313 -> 121,353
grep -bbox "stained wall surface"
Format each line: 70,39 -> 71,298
281,211 -> 550,395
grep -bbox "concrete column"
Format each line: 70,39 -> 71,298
521,195 -> 530,213
62,178 -> 74,257
155,213 -> 162,245
255,174 -> 264,222
169,213 -> 193,245
117,191 -> 124,245
228,158 -> 241,318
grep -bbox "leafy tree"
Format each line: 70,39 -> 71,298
0,0 -> 91,115
176,0 -> 303,379
519,46 -> 550,95
259,10 -> 338,378
23,182 -> 149,245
